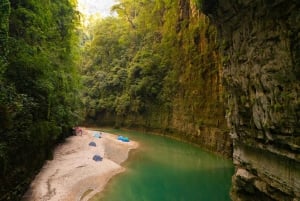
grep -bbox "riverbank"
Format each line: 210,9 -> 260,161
22,128 -> 138,201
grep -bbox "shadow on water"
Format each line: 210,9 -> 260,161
90,128 -> 234,201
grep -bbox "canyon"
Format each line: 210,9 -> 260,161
202,0 -> 300,200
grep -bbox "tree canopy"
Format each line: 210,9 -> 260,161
0,0 -> 223,199
0,0 -> 82,200
82,0 -> 222,129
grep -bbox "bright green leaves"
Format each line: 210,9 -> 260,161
0,0 -> 82,199
7,0 -> 81,124
128,50 -> 164,100
82,0 -> 174,119
82,0 -> 221,132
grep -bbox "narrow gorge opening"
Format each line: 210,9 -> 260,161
0,0 -> 299,201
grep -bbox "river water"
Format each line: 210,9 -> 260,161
91,129 -> 233,201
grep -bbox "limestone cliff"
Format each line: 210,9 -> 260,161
202,0 -> 300,200
150,0 -> 232,157
91,0 -> 232,157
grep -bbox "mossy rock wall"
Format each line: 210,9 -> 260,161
89,1 -> 232,157
202,0 -> 300,200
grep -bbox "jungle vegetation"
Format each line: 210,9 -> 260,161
82,0 -> 222,129
0,0 -> 222,200
0,0 -> 81,200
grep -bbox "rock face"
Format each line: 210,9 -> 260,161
92,0 -> 232,157
202,0 -> 300,200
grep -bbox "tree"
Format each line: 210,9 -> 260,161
82,0 -> 222,133
0,0 -> 82,200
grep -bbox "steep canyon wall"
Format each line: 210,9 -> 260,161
93,0 -> 232,157
202,0 -> 300,200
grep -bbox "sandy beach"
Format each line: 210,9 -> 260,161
22,128 -> 138,201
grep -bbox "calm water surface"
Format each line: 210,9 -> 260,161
91,129 -> 234,201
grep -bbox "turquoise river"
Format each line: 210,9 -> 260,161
91,129 -> 234,201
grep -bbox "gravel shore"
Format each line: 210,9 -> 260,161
22,128 -> 138,201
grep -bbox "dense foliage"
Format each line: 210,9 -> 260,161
83,0 -> 223,130
0,0 -> 225,198
0,0 -> 82,200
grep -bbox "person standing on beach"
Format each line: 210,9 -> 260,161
74,127 -> 83,136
